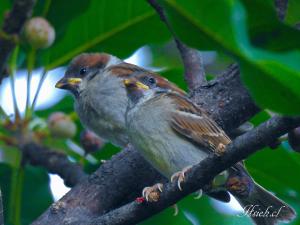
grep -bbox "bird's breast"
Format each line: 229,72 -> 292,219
127,104 -> 208,179
74,91 -> 129,147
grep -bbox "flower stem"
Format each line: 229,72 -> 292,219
25,48 -> 36,119
8,46 -> 21,121
31,69 -> 48,111
8,152 -> 24,225
42,0 -> 52,16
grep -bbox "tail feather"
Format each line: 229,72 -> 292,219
235,183 -> 296,225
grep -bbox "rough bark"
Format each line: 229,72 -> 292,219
89,116 -> 300,225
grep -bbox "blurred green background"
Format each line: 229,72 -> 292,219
0,0 -> 300,224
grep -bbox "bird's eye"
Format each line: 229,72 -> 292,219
148,77 -> 156,85
80,67 -> 87,75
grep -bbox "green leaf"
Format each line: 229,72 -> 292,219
179,195 -> 252,225
285,0 -> 300,26
244,110 -> 300,225
38,0 -> 170,69
140,204 -> 194,225
160,0 -> 300,115
241,0 -> 300,51
247,110 -> 300,201
160,68 -> 187,91
0,163 -> 53,224
0,0 -> 11,27
246,147 -> 300,196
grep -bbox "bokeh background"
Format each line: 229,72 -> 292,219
0,0 -> 300,224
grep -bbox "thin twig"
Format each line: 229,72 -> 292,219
8,46 -> 21,120
147,0 -> 206,90
31,69 -> 48,110
25,48 -> 36,118
175,42 -> 206,90
22,142 -> 87,187
0,0 -> 36,83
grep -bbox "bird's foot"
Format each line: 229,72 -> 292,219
226,175 -> 252,197
216,143 -> 226,155
171,166 -> 192,191
142,183 -> 164,202
172,204 -> 179,216
193,189 -> 203,199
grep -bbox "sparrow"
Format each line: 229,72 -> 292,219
55,53 -> 185,147
56,53 -> 232,203
124,75 -> 296,225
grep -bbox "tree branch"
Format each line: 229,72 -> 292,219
147,0 -> 206,90
176,42 -> 206,90
191,64 -> 260,133
32,64 -> 259,225
0,0 -> 36,83
22,143 -> 87,187
90,116 -> 300,225
274,0 -> 288,21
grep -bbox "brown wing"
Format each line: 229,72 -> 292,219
169,93 -> 231,154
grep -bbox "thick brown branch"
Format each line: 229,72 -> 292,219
147,0 -> 206,89
0,0 -> 36,83
90,116 -> 300,225
191,64 -> 260,133
22,143 -> 87,187
32,64 -> 259,225
176,41 -> 206,90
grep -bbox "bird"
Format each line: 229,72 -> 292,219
123,74 -> 296,225
55,52 -> 233,203
55,53 -> 185,147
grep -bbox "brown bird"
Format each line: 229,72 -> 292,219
56,53 -> 237,204
55,53 -> 184,147
124,74 -> 296,225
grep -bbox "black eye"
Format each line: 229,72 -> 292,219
148,77 -> 156,85
80,67 -> 87,75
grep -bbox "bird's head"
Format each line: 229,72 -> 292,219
55,53 -> 120,97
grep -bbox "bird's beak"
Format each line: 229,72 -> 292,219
123,79 -> 149,90
55,77 -> 82,90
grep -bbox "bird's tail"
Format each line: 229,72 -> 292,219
225,165 -> 296,225
234,183 -> 296,225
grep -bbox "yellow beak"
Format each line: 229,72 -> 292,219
55,77 -> 82,89
123,79 -> 149,90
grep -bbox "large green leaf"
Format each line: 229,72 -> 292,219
38,0 -> 170,69
0,0 -> 11,27
0,163 -> 53,224
285,0 -> 300,26
246,147 -> 300,196
141,203 -> 194,225
179,196 -> 252,225
241,0 -> 300,51
245,111 -> 300,196
160,0 -> 300,115
141,195 -> 253,225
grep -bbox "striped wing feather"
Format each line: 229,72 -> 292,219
170,94 -> 231,153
